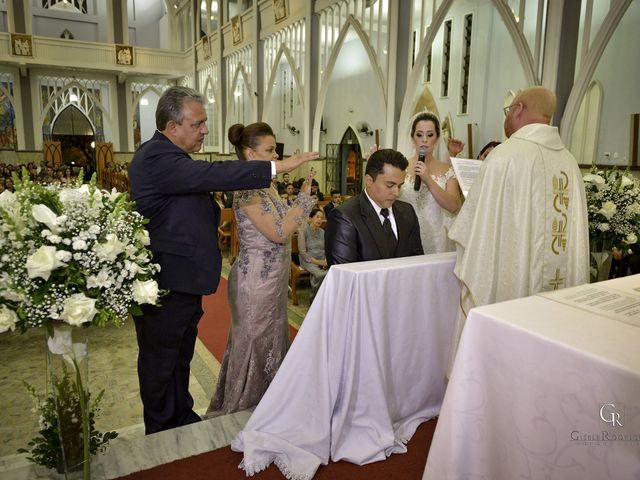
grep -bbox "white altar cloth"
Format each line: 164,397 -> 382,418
423,275 -> 640,480
232,253 -> 460,479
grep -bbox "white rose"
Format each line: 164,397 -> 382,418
583,174 -> 605,187
59,293 -> 98,326
626,233 -> 638,245
26,246 -> 67,280
31,204 -> 61,234
88,225 -> 101,235
598,201 -> 617,220
135,229 -> 151,246
132,279 -> 159,305
0,305 -> 18,333
94,234 -> 125,261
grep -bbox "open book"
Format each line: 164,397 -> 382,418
450,157 -> 483,197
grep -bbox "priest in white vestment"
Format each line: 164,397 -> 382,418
448,86 -> 590,369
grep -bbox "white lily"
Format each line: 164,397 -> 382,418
47,327 -> 87,367
32,204 -> 62,234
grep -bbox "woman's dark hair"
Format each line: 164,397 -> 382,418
477,141 -> 501,159
309,208 -> 323,218
228,122 -> 275,160
411,112 -> 441,138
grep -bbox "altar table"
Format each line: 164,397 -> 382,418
423,275 -> 640,480
233,253 -> 460,479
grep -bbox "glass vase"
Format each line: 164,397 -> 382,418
589,237 -> 613,283
45,324 -> 91,480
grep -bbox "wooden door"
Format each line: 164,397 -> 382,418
43,141 -> 62,167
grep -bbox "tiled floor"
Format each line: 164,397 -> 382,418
0,252 -> 313,461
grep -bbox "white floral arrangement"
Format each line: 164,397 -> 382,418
583,166 -> 640,250
0,170 -> 161,333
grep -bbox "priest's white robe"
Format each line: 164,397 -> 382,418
448,123 -> 590,368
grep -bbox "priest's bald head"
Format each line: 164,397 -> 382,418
503,86 -> 557,138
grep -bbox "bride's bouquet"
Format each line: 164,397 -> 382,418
0,169 -> 161,333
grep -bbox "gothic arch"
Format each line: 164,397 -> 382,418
202,77 -> 218,105
227,63 -> 252,107
561,0 -> 633,142
569,80 -> 602,164
51,104 -> 94,133
263,43 -> 304,120
40,81 -> 112,134
131,85 -> 164,111
313,15 -> 386,150
399,0 -> 537,136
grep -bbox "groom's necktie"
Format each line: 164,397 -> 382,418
380,208 -> 398,256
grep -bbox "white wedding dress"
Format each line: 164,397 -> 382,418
399,169 -> 457,254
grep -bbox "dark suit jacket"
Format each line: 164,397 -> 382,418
129,131 -> 272,295
324,192 -> 423,265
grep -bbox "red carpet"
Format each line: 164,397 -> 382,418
198,278 -> 298,362
117,418 -> 436,480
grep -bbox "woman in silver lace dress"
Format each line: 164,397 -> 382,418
399,112 -> 463,253
208,123 -> 315,417
298,208 -> 328,303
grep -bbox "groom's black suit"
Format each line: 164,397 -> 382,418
129,131 -> 272,433
325,192 -> 423,265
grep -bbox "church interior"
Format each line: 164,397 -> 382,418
1,0 -> 639,479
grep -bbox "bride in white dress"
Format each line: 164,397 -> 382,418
399,112 -> 463,253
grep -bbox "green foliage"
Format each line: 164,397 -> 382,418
17,367 -> 118,471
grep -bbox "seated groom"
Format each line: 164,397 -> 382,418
325,149 -> 423,265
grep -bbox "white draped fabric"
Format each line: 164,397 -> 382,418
424,275 -> 640,480
232,254 -> 460,480
448,123 -> 590,367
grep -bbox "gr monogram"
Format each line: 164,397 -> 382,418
600,403 -> 623,427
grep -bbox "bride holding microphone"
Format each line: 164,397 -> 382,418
398,111 -> 463,253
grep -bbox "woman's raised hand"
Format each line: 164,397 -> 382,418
364,144 -> 379,160
447,138 -> 465,157
276,150 -> 320,173
300,168 -> 316,195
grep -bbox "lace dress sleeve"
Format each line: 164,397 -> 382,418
237,189 -> 315,244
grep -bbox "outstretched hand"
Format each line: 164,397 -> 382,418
447,138 -> 465,157
276,150 -> 320,173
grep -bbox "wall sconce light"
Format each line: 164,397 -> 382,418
320,117 -> 327,134
358,122 -> 374,136
287,124 -> 300,135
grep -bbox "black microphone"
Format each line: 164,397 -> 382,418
414,148 -> 426,191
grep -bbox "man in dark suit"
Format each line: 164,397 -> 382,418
129,86 -> 317,434
323,189 -> 342,219
325,149 -> 423,265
